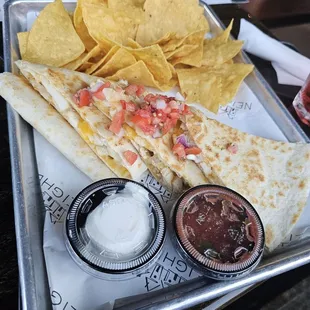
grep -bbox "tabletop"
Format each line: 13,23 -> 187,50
0,3 -> 309,310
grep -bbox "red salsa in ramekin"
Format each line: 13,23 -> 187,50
171,185 -> 265,280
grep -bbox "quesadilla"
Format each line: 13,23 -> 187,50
16,61 -> 199,192
185,110 -> 310,251
16,60 -> 147,181
0,72 -> 115,181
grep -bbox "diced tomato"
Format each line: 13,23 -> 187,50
120,100 -> 136,112
152,117 -> 161,125
109,110 -> 125,134
144,93 -> 158,103
162,118 -> 174,135
123,150 -> 138,165
120,100 -> 126,109
185,147 -> 202,155
132,114 -> 151,126
169,111 -> 180,119
169,100 -> 179,109
131,114 -> 155,135
135,109 -> 152,118
92,82 -> 111,100
126,101 -> 137,112
182,104 -> 192,115
125,84 -> 138,96
170,118 -> 178,126
93,91 -> 105,100
74,89 -> 92,107
163,106 -> 172,114
136,85 -> 145,97
156,109 -> 168,122
172,143 -> 186,159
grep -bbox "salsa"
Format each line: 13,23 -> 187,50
182,193 -> 256,264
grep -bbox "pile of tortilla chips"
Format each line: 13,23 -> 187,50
18,0 -> 254,113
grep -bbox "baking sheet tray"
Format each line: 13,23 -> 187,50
3,1 -> 310,309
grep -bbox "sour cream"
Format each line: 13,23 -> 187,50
85,182 -> 152,257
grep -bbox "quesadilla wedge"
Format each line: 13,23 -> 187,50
185,110 -> 310,251
16,61 -> 189,192
0,72 -> 115,181
16,60 -> 147,181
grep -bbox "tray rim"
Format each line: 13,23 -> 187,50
3,1 -> 310,310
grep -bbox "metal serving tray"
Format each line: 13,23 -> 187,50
3,1 -> 310,309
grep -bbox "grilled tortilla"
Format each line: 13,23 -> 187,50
0,72 -> 115,181
16,60 -> 147,181
185,110 -> 310,251
16,61 -> 188,192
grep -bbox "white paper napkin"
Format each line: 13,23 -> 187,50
201,0 -> 248,5
238,19 -> 310,86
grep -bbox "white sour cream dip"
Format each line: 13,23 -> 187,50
85,182 -> 152,257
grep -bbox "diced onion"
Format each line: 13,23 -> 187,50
155,99 -> 167,109
103,88 -> 125,102
152,128 -> 162,138
89,81 -> 104,93
175,92 -> 185,101
186,154 -> 197,161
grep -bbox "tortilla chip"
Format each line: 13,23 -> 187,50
86,45 -> 120,74
17,32 -> 29,59
167,30 -> 205,67
82,2 -> 139,46
127,44 -> 172,84
212,19 -> 233,45
107,0 -> 145,22
108,60 -> 175,91
202,40 -> 243,67
62,45 -> 104,70
177,63 -> 254,112
126,38 -> 142,49
201,20 -> 242,67
74,0 -> 97,51
93,48 -> 136,77
77,62 -> 94,72
24,0 -> 85,67
136,0 -> 209,46
165,45 -> 198,60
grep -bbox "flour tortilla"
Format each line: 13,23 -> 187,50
16,61 -> 194,192
0,72 -> 115,181
185,110 -> 310,251
16,60 -> 147,181
16,61 -> 130,179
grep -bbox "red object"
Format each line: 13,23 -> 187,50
121,100 -> 136,112
74,89 -> 92,107
185,147 -> 202,155
162,118 -> 175,135
293,75 -> 310,126
92,82 -> 111,100
123,150 -> 138,165
136,85 -> 145,97
125,84 -> 138,96
109,110 -> 125,134
131,114 -> 155,135
172,142 -> 186,159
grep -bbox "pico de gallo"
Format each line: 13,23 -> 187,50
73,79 -> 202,162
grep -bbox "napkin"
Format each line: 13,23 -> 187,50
238,19 -> 310,87
201,0 -> 248,5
